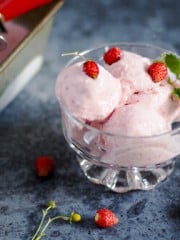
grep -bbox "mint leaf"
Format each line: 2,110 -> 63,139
164,53 -> 180,79
172,88 -> 180,98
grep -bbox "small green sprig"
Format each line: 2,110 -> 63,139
32,201 -> 81,240
161,52 -> 180,99
172,87 -> 180,99
163,53 -> 180,79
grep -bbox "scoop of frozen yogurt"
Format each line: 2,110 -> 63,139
56,61 -> 121,122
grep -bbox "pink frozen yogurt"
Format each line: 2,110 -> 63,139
102,84 -> 179,137
56,48 -> 180,137
105,51 -> 157,104
101,50 -> 180,135
56,61 -> 121,122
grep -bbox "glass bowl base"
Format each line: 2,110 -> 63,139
77,155 -> 175,193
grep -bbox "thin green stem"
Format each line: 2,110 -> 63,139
32,206 -> 51,240
51,215 -> 69,222
34,215 -> 70,240
34,218 -> 51,240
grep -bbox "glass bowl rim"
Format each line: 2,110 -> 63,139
66,41 -> 175,66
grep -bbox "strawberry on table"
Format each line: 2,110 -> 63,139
147,62 -> 168,82
94,208 -> 119,228
103,47 -> 122,65
35,156 -> 54,177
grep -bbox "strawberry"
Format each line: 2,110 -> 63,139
35,156 -> 54,177
103,47 -> 121,65
147,62 -> 168,82
94,208 -> 119,228
83,60 -> 99,79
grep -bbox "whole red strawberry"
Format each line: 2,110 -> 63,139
35,156 -> 54,177
103,47 -> 121,65
83,60 -> 99,79
147,62 -> 168,82
94,208 -> 119,228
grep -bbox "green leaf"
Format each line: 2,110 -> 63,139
172,88 -> 180,98
164,53 -> 180,78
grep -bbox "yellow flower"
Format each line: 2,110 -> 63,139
48,201 -> 56,209
70,212 -> 82,223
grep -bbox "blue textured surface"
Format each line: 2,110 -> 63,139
0,0 -> 180,239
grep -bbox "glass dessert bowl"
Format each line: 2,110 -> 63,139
56,43 -> 180,193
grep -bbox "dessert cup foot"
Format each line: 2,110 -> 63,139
77,155 -> 175,192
